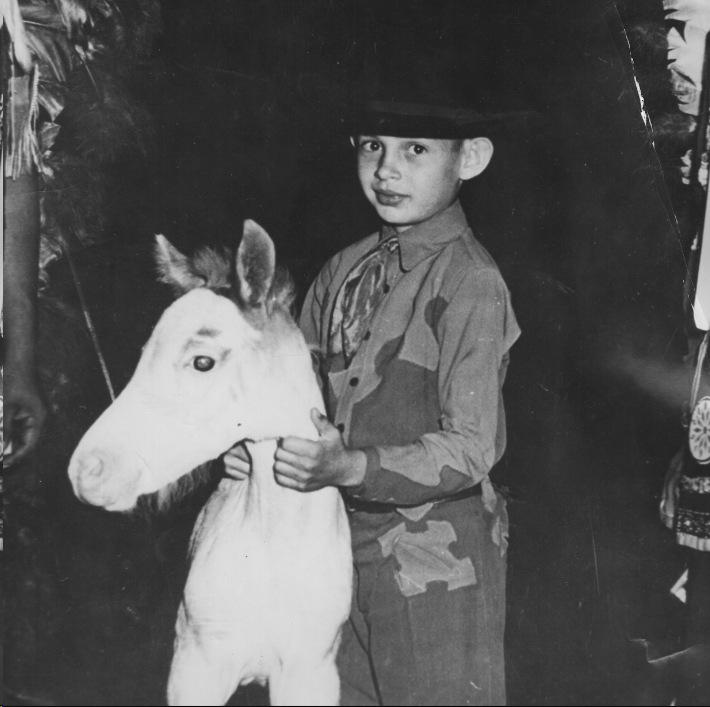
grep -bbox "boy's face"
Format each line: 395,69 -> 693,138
354,135 -> 492,233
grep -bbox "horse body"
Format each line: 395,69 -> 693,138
173,441 -> 351,705
68,222 -> 352,705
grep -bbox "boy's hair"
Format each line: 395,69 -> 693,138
449,138 -> 464,152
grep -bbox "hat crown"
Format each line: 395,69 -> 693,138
350,22 -> 498,138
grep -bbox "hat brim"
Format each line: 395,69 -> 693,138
350,100 -> 522,139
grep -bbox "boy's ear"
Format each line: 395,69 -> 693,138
458,137 -> 494,181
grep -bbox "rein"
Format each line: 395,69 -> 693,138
64,241 -> 116,402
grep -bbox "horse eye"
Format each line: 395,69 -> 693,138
193,356 -> 215,372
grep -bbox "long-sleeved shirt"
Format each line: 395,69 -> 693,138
300,200 -> 520,521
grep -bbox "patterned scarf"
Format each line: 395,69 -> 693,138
328,235 -> 400,365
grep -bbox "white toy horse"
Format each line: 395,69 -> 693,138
68,221 -> 352,706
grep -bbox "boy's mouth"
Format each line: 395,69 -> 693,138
374,189 -> 406,206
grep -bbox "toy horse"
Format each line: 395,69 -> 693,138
68,221 -> 352,705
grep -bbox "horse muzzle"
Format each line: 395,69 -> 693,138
68,449 -> 146,512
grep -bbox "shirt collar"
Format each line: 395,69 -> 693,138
380,200 -> 469,271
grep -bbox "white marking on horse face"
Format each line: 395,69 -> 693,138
69,289 -> 264,509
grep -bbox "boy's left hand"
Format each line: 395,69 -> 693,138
274,409 -> 366,492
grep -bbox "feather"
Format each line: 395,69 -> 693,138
664,0 -> 710,116
1,0 -> 33,70
55,0 -> 91,40
664,0 -> 710,27
20,3 -> 77,83
38,77 -> 68,120
5,69 -> 41,178
667,23 -> 706,114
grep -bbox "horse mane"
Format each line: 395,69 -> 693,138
191,246 -> 232,291
190,245 -> 296,314
137,462 -> 220,516
268,266 -> 297,313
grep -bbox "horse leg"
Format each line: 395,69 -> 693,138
269,658 -> 340,706
167,630 -> 242,706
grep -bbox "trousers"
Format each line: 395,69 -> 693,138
338,494 -> 507,706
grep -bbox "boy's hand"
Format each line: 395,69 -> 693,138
3,372 -> 47,468
224,443 -> 252,480
274,409 -> 366,492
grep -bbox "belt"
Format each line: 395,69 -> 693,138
346,483 -> 482,515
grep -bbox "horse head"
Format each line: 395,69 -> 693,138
68,220 -> 321,512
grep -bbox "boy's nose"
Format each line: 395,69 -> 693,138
375,154 -> 400,180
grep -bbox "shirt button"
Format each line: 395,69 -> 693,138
363,331 -> 371,341
349,377 -> 359,387
336,423 -> 345,433
383,283 -> 390,293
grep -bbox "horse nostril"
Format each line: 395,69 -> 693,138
73,454 -> 108,494
82,455 -> 105,479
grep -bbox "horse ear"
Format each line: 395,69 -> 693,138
236,220 -> 275,308
154,234 -> 206,294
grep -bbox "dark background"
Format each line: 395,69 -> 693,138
4,1 -> 693,705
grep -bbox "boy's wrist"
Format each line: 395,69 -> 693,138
338,448 -> 367,487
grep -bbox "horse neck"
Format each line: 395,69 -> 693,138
239,371 -> 339,522
239,320 -> 324,500
243,315 -> 324,442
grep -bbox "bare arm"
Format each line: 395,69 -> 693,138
3,171 -> 47,466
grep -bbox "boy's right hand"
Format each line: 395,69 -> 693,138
3,371 -> 47,468
224,443 -> 251,480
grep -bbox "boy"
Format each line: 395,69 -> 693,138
226,98 -> 519,705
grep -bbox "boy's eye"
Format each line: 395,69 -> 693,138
408,143 -> 427,155
359,139 -> 381,153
